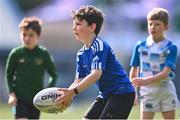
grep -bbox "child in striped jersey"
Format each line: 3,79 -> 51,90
130,8 -> 178,119
57,5 -> 135,119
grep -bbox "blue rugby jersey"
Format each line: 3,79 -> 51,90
75,37 -> 134,98
130,36 -> 178,83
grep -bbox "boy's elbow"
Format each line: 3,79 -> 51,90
92,69 -> 102,80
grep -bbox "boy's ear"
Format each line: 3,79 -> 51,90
90,23 -> 96,32
165,24 -> 169,30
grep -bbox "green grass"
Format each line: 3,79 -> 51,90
1,102 -> 180,119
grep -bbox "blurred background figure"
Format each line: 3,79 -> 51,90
5,16 -> 57,119
0,0 -> 180,109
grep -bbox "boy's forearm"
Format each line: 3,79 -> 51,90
129,67 -> 139,81
69,79 -> 81,89
72,70 -> 102,93
146,67 -> 171,83
146,72 -> 169,83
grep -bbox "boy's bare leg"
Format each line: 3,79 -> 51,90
141,111 -> 155,120
162,110 -> 175,120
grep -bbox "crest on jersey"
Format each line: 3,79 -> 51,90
19,58 -> 25,63
35,58 -> 43,65
93,55 -> 99,62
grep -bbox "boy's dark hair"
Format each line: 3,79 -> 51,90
72,5 -> 104,36
147,8 -> 169,25
19,16 -> 42,36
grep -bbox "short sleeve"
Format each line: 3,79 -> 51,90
91,39 -> 107,70
130,41 -> 141,67
165,44 -> 177,70
75,53 -> 86,79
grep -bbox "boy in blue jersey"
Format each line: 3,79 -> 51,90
130,8 -> 178,119
57,5 -> 135,119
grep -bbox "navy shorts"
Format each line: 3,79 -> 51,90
15,99 -> 40,119
84,92 -> 135,119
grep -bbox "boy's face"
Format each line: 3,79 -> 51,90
147,19 -> 168,41
72,18 -> 94,41
20,28 -> 39,49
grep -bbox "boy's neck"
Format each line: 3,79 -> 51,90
84,34 -> 96,48
23,45 -> 38,50
151,35 -> 166,43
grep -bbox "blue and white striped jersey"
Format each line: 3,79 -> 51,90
130,36 -> 178,82
75,37 -> 134,98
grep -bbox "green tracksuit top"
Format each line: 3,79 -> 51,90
5,45 -> 58,103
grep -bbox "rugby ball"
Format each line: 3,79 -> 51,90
33,87 -> 71,114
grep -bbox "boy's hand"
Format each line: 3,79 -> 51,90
8,92 -> 17,106
56,88 -> 75,108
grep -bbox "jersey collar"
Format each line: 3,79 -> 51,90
83,37 -> 97,51
146,35 -> 168,47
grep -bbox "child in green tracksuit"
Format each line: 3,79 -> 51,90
5,16 -> 58,119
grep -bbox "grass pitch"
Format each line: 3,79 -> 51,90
1,102 -> 180,119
